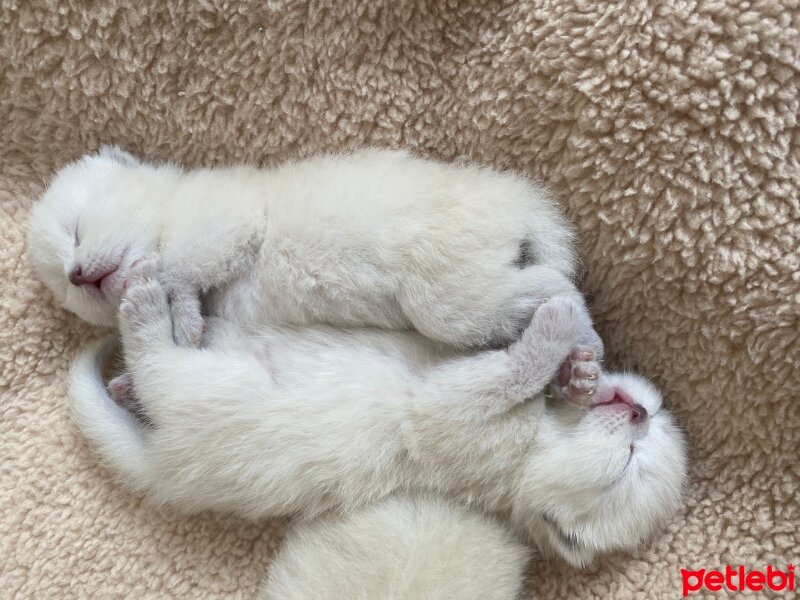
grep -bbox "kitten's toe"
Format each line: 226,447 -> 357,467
567,369 -> 599,401
577,324 -> 604,362
554,345 -> 602,405
120,277 -> 170,325
124,254 -> 161,290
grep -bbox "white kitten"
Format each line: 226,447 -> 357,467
260,495 -> 530,600
70,263 -> 686,569
28,146 -> 601,352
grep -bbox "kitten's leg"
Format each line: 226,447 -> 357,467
417,296 -> 579,421
165,281 -> 206,348
118,257 -> 177,360
116,266 -> 281,511
503,270 -> 603,359
125,255 -> 205,348
401,266 -> 603,360
160,233 -> 260,348
118,259 -> 272,425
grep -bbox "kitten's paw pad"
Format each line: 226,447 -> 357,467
120,278 -> 169,324
526,296 -> 580,346
171,306 -> 206,347
555,346 -> 602,404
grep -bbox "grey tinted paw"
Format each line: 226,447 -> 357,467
509,296 -> 580,379
120,276 -> 169,326
124,254 -> 161,290
526,296 -> 580,348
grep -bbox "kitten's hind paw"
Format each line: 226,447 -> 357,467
553,346 -> 601,405
108,373 -> 151,426
108,372 -> 136,408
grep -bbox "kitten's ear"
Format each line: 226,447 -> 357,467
98,145 -> 140,167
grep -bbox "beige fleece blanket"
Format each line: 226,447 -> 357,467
2,1 -> 798,598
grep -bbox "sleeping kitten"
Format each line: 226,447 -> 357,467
70,259 -> 686,569
261,495 -> 531,600
27,146 -> 601,353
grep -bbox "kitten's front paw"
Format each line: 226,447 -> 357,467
120,270 -> 170,328
524,296 -> 580,349
553,346 -> 601,405
124,254 -> 161,289
510,297 -> 579,377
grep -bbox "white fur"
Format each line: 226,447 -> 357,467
39,147 -> 685,589
260,495 -> 530,600
70,274 -> 687,569
28,146 -> 602,351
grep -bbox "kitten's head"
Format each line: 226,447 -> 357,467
27,146 -> 160,326
516,372 -> 687,568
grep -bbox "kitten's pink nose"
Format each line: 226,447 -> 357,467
69,266 -> 100,287
629,401 -> 648,424
593,390 -> 648,424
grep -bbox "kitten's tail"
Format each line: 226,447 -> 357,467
70,336 -> 150,487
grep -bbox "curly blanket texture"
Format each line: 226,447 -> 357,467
1,1 -> 798,598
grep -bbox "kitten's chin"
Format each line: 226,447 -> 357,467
66,290 -> 119,328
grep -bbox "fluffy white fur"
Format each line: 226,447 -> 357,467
35,147 -> 685,592
260,495 -> 530,600
27,146 -> 602,351
70,264 -> 687,569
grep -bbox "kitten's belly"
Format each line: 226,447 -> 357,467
206,248 -> 412,331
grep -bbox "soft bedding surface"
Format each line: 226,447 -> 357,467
1,1 -> 798,598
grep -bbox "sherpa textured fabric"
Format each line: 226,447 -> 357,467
2,1 -> 798,598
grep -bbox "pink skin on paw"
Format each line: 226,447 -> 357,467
108,373 -> 138,410
108,373 -> 152,426
555,346 -> 601,404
